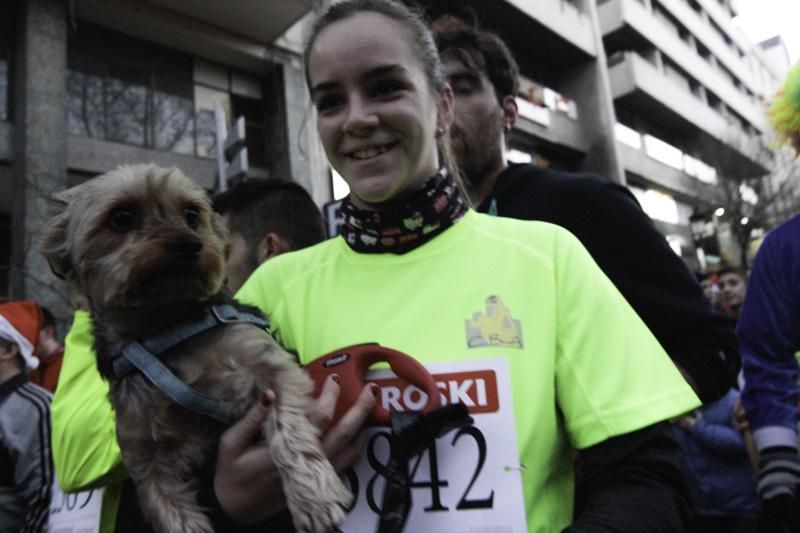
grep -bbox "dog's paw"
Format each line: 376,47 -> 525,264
151,506 -> 214,533
286,464 -> 352,533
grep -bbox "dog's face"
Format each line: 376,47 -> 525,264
40,164 -> 228,308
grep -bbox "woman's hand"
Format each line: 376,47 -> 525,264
213,375 -> 376,523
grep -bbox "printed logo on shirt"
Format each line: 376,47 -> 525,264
465,295 -> 523,349
373,369 -> 500,417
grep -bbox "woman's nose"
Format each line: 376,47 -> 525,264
343,97 -> 378,136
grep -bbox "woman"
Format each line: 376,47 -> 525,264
221,1 -> 701,531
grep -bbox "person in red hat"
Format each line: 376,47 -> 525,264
28,306 -> 64,393
0,300 -> 53,532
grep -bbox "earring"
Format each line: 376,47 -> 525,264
436,126 -> 446,138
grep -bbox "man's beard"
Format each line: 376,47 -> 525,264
451,124 -> 502,188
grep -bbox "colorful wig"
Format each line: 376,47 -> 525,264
769,62 -> 800,154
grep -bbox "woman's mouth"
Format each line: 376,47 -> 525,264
349,144 -> 393,160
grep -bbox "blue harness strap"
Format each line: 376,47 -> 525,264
110,304 -> 269,426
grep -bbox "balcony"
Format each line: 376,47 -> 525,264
504,0 -> 596,57
617,140 -> 717,200
608,52 -> 767,178
78,0 -> 312,46
598,0 -> 765,130
74,0 -> 313,72
67,136 -> 217,189
654,0 -> 759,96
513,100 -> 588,156
419,0 -> 596,76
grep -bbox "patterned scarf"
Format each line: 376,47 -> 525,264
341,168 -> 468,254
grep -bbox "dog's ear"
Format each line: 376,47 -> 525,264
39,188 -> 77,280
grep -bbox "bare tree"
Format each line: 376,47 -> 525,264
714,145 -> 800,269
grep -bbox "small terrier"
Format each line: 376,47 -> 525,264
40,164 -> 350,533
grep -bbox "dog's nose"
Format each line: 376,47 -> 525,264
168,235 -> 203,262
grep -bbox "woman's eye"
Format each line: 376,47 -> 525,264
108,207 -> 138,232
316,94 -> 343,112
373,80 -> 404,96
184,205 -> 200,229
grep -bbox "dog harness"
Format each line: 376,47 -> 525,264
109,304 -> 268,426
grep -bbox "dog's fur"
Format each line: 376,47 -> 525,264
40,164 -> 350,533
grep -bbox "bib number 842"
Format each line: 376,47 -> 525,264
342,425 -> 495,515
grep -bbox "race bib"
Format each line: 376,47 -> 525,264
48,475 -> 103,533
337,357 -> 527,533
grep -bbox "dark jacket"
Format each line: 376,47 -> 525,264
672,389 -> 759,518
480,163 -> 740,403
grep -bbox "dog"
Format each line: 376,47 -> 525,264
40,164 -> 351,533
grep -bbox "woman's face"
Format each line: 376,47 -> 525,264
308,12 -> 453,209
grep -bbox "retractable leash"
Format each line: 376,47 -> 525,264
306,344 -> 474,533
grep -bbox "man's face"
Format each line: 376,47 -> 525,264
221,215 -> 259,294
443,55 -> 506,187
719,272 -> 746,310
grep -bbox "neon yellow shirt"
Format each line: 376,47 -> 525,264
238,210 -> 700,532
51,310 -> 124,533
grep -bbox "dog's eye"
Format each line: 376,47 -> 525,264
108,207 -> 137,232
184,205 -> 201,229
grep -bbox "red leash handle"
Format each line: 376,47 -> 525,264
305,343 -> 441,426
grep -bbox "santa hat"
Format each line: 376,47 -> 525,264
0,301 -> 43,371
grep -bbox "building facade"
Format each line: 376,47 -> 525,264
0,0 -> 789,312
0,0 -> 331,314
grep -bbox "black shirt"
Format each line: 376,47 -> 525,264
479,163 -> 739,404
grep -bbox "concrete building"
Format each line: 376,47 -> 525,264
416,0 -> 784,270
0,0 -> 331,313
0,0 -> 788,309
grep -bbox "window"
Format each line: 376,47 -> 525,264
67,24 -> 268,166
68,25 -> 195,154
194,61 -> 266,168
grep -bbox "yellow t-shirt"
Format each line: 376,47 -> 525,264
237,210 -> 700,532
51,310 -> 124,533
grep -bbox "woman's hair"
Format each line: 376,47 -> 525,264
303,0 -> 470,204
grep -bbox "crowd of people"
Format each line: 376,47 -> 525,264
2,0 -> 798,531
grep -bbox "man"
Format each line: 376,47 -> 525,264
434,17 -> 739,404
717,267 -> 747,321
737,213 -> 800,532
28,306 -> 65,393
212,178 -> 327,292
51,177 -> 327,532
0,300 -> 53,532
433,18 -> 741,531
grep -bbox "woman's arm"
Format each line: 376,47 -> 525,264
50,311 -> 127,492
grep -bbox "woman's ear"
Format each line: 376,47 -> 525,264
436,83 -> 455,135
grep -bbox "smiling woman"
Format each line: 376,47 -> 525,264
306,11 -> 453,208
227,1 -> 703,532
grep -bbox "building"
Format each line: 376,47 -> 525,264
0,0 -> 332,313
0,0 -> 789,310
758,35 -> 791,79
415,0 -> 785,270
